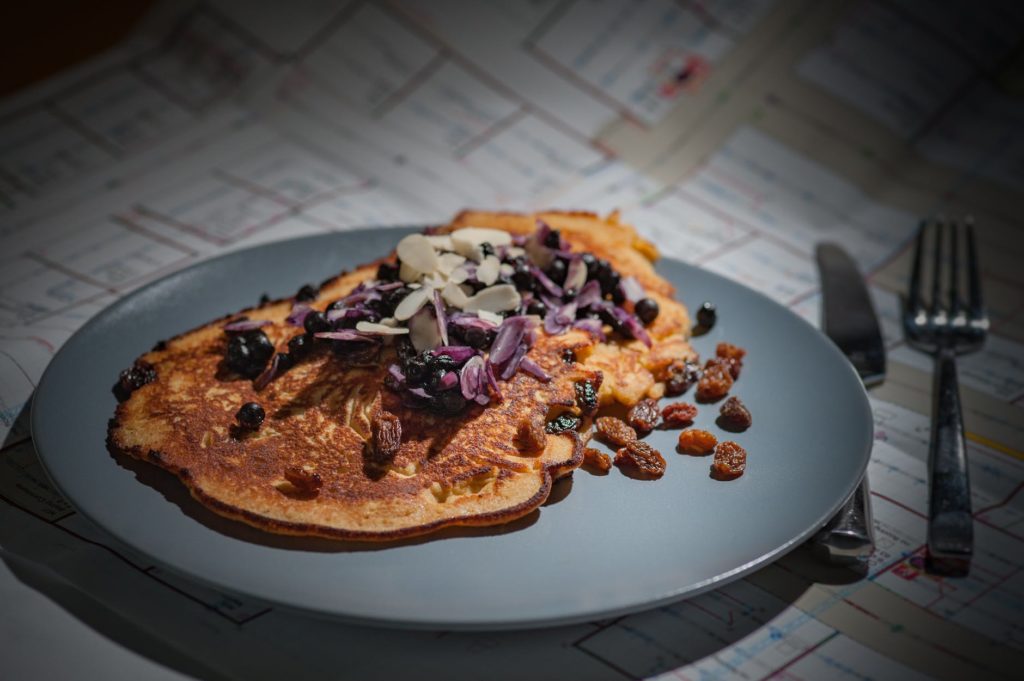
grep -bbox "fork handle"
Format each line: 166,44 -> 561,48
928,347 -> 973,572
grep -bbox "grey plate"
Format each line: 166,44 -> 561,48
32,227 -> 872,630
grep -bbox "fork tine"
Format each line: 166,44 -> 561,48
907,220 -> 927,314
965,217 -> 984,319
948,219 -> 961,316
931,219 -> 944,317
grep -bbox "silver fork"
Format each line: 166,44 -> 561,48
902,217 -> 988,575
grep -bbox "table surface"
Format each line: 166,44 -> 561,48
2,1 -> 1023,679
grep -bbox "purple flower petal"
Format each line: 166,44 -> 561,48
432,290 -> 449,347
438,371 -> 459,391
434,345 -> 477,363
499,343 -> 529,380
224,319 -> 270,333
530,265 -> 563,298
313,330 -> 374,341
575,280 -> 602,309
253,353 -> 287,390
572,318 -> 607,340
620,276 -> 645,303
519,357 -> 551,382
285,303 -> 313,327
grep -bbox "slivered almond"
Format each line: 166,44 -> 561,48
442,282 -> 470,307
451,227 -> 512,261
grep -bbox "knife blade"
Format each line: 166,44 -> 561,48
811,243 -> 883,564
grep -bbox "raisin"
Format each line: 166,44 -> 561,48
369,411 -> 402,463
718,396 -> 752,431
696,361 -> 733,402
546,413 -> 581,434
627,398 -> 660,435
595,416 -> 637,447
711,441 -> 747,480
561,348 -> 577,364
583,447 -> 612,473
677,429 -> 717,455
575,380 -> 599,415
515,415 -> 547,452
661,402 -> 698,428
283,467 -> 323,495
614,440 -> 666,479
664,359 -> 701,397
716,342 -> 746,362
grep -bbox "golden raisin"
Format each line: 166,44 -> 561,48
628,398 -> 660,434
696,361 -> 733,402
677,429 -> 717,455
711,441 -> 747,480
614,440 -> 666,479
661,402 -> 697,428
718,396 -> 752,431
368,410 -> 402,463
283,467 -> 323,496
515,415 -> 547,452
583,447 -> 612,473
595,416 -> 637,447
716,342 -> 746,362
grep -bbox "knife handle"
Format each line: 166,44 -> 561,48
812,476 -> 874,564
926,348 -> 973,575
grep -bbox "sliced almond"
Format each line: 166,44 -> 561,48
397,234 -> 440,274
477,309 -> 503,325
399,261 -> 422,283
442,282 -> 469,308
463,284 -> 521,313
356,321 -> 409,335
425,235 -> 454,252
422,273 -> 447,290
408,307 -> 441,352
476,255 -> 500,286
448,266 -> 470,284
451,227 -> 512,261
393,287 -> 432,321
437,252 -> 466,275
505,246 -> 526,258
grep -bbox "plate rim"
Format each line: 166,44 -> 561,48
30,227 -> 874,630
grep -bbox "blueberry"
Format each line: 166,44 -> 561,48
526,300 -> 547,317
480,242 -> 495,258
635,297 -> 659,325
582,253 -> 598,278
304,310 -> 330,334
404,356 -> 429,384
561,349 -> 577,364
236,402 -> 265,429
597,267 -> 620,296
547,259 -> 567,285
696,302 -> 716,329
563,287 -> 578,302
377,262 -> 400,282
544,229 -> 561,249
464,326 -> 492,349
512,265 -> 533,290
244,330 -> 274,364
295,284 -> 318,302
287,333 -> 312,357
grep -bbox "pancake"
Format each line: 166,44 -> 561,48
108,211 -> 695,540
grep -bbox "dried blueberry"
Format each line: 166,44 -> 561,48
575,380 -> 599,414
463,326 -> 492,349
236,402 -> 265,429
435,390 -> 467,415
295,284 -> 318,302
545,413 -> 581,434
635,298 -> 659,325
696,302 -> 716,329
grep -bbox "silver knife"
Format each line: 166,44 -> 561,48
810,243 -> 884,564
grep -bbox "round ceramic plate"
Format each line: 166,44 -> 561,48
32,227 -> 872,630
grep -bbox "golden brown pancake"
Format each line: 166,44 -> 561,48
108,211 -> 694,540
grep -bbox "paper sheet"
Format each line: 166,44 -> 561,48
2,1 -> 1023,679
